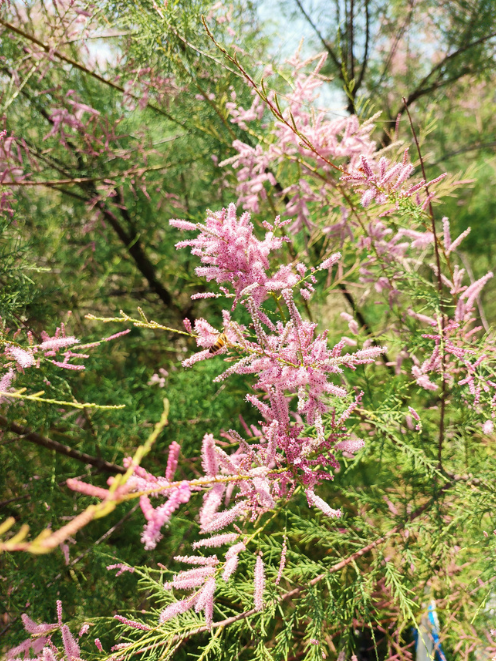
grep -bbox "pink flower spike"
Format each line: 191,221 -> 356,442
101,329 -> 131,342
174,555 -> 219,566
114,615 -> 151,631
165,441 -> 180,482
57,600 -> 63,627
254,555 -> 265,611
200,500 -> 247,533
408,406 -> 420,421
447,227 -> 471,254
482,420 -> 494,435
275,537 -> 287,585
49,360 -> 85,371
107,563 -> 135,577
159,596 -> 197,624
192,533 -> 239,549
319,252 -> 341,270
39,337 -> 79,351
306,490 -> 342,518
222,554 -> 240,581
442,217 -> 451,250
20,614 -> 57,635
0,368 -> 15,394
61,623 -> 81,660
334,438 -> 365,455
94,638 -> 104,652
194,577 -> 216,622
8,346 -> 35,368
66,479 -> 109,500
201,433 -> 218,477
169,219 -> 198,230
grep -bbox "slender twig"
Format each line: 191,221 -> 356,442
5,153 -> 181,187
402,99 -> 446,469
427,140 -> 496,168
348,0 -> 355,83
0,19 -> 182,126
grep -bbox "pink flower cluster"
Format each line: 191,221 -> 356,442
170,204 -> 301,307
67,203 -> 381,629
0,325 -> 130,400
7,601 -> 91,661
114,202 -> 386,626
341,150 -> 446,212
406,220 -> 495,418
224,52 -> 377,230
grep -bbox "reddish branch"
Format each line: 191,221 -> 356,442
402,100 -> 447,469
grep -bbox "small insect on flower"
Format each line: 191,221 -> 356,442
209,333 -> 228,354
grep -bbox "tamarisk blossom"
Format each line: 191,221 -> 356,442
442,216 -> 471,255
342,150 -> 447,212
1,325 -> 130,393
254,555 -> 265,611
275,537 -> 287,585
7,602 -> 84,661
482,420 -> 494,435
67,441 -> 191,551
170,204 -> 302,307
223,541 -> 246,581
224,51 -> 377,230
107,563 -> 135,577
169,205 -> 385,523
409,270 -> 495,409
306,489 -> 342,518
78,204 -> 385,629
124,448 -> 193,550
192,533 -> 239,549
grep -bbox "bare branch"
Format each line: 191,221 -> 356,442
0,415 -> 125,474
355,0 -> 370,93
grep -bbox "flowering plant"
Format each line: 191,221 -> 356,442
2,4 -> 496,660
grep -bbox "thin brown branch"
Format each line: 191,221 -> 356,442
0,415 -> 125,474
355,0 -> 370,93
381,31 -> 496,145
402,100 -> 446,469
427,140 -> 496,168
4,78 -> 176,309
349,0 -> 355,83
